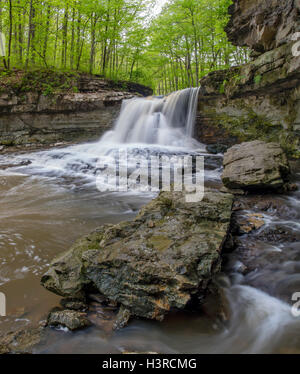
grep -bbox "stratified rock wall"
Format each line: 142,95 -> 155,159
196,0 -> 300,156
225,0 -> 300,53
0,77 -> 152,147
41,190 -> 233,321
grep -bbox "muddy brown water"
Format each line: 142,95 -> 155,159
0,147 -> 300,354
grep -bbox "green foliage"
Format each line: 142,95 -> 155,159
217,69 -> 244,96
219,79 -> 228,94
254,74 -> 262,85
0,68 -> 79,95
0,0 -> 248,93
148,0 -> 249,93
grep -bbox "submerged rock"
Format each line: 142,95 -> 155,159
206,144 -> 229,155
60,298 -> 88,312
0,160 -> 32,170
41,190 -> 233,322
233,213 -> 265,235
113,306 -> 131,330
47,310 -> 91,331
222,141 -> 291,192
88,301 -> 118,335
0,327 -> 45,354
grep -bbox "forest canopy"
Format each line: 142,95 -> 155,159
0,0 -> 249,93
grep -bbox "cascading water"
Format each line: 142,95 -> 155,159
100,87 -> 201,147
2,85 -> 300,354
0,87 -> 205,184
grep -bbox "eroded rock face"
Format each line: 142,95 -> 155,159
0,90 -> 133,147
41,190 -> 233,321
195,42 -> 300,154
0,77 -> 152,147
222,141 -> 290,191
195,0 -> 300,156
225,0 -> 300,53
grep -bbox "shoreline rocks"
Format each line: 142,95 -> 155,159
0,327 -> 45,354
41,190 -> 233,322
222,140 -> 291,192
47,310 -> 91,331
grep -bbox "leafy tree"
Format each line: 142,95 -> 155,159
0,0 -> 248,92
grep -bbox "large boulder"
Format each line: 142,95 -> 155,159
222,141 -> 290,191
41,190 -> 233,322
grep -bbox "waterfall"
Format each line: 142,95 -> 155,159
100,87 -> 200,147
2,87 -> 205,187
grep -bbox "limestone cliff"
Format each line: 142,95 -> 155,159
226,0 -> 300,53
196,0 -> 300,157
0,71 -> 152,147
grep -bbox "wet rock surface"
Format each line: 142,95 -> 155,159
41,190 -> 233,322
60,298 -> 88,312
47,310 -> 91,331
222,141 -> 291,192
206,144 -> 229,155
223,164 -> 300,307
0,327 -> 45,354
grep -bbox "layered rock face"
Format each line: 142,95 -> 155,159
196,0 -> 300,157
41,190 -> 233,321
225,0 -> 300,53
222,140 -> 291,191
0,77 -> 152,147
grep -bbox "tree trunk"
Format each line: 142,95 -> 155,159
61,6 -> 69,68
7,0 -> 12,69
25,0 -> 34,69
0,0 -> 7,68
42,4 -> 51,61
89,14 -> 97,74
70,7 -> 75,69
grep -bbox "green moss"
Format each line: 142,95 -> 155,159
217,111 -> 299,158
219,79 -> 228,94
0,139 -> 15,146
217,68 -> 243,96
147,235 -> 173,252
254,74 -> 262,85
0,68 -> 79,96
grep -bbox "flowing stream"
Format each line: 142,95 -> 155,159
0,88 -> 300,353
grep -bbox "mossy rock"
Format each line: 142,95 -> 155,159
41,190 -> 233,322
